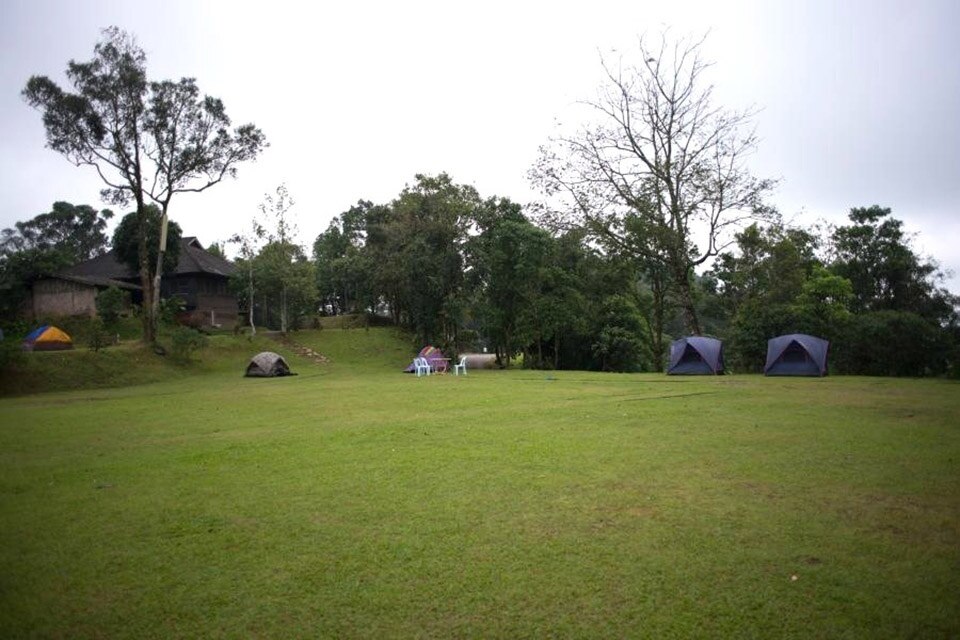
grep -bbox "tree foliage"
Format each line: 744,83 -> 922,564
95,285 -> 129,327
830,205 -> 955,322
825,206 -> 958,375
1,201 -> 113,262
707,207 -> 957,375
0,202 -> 114,320
359,173 -> 479,349
313,201 -> 375,316
112,205 -> 182,279
468,198 -> 553,367
231,185 -> 316,333
711,223 -> 827,369
255,241 -> 317,331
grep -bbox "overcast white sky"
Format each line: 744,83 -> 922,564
2,0 -> 959,291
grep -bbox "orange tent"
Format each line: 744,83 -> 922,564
22,325 -> 74,351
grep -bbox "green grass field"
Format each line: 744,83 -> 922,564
1,328 -> 958,638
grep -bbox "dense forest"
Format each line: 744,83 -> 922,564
302,175 -> 959,376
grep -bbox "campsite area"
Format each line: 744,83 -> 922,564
1,327 -> 958,638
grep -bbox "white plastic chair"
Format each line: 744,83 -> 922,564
453,356 -> 467,376
414,357 -> 432,377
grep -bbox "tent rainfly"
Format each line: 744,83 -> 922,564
245,352 -> 294,377
667,336 -> 724,375
22,325 -> 73,351
764,334 -> 829,376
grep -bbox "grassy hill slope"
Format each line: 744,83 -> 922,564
0,323 -> 415,397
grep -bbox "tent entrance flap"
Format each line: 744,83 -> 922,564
764,334 -> 829,376
667,336 -> 724,375
671,344 -> 715,374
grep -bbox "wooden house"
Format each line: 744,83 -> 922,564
31,237 -> 238,328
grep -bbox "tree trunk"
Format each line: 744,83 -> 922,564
150,205 -> 170,338
391,296 -> 401,325
135,201 -> 155,344
651,272 -> 667,371
673,266 -> 701,335
280,284 -> 288,333
247,269 -> 256,336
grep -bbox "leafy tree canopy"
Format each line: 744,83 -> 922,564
1,201 -> 113,263
0,201 -> 114,320
112,205 -> 181,278
830,205 -> 955,322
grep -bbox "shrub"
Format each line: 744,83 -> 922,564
159,297 -> 186,326
95,285 -> 129,327
87,317 -> 110,352
168,326 -> 208,363
0,335 -> 25,371
590,295 -> 647,372
834,311 -> 946,376
592,326 -> 643,372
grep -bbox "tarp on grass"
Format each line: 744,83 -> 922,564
22,325 -> 73,351
245,351 -> 294,377
667,336 -> 724,375
764,334 -> 829,376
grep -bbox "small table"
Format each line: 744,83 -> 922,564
433,358 -> 451,374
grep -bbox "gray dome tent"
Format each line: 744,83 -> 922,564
245,351 -> 294,377
764,334 -> 829,376
667,336 -> 724,375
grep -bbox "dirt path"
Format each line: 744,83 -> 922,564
268,332 -> 330,365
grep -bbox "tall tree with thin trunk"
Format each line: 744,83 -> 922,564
251,185 -> 309,333
229,218 -> 266,336
531,32 -> 776,335
23,26 -> 266,343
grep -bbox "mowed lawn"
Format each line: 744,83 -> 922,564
1,329 -> 958,638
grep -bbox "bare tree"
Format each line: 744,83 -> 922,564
532,33 -> 776,334
229,217 -> 266,336
256,185 -> 298,334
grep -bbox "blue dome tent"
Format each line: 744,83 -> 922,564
667,336 -> 724,375
764,334 -> 829,376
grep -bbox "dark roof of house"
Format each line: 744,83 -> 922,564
53,274 -> 142,291
62,237 -> 235,281
178,238 -> 235,277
